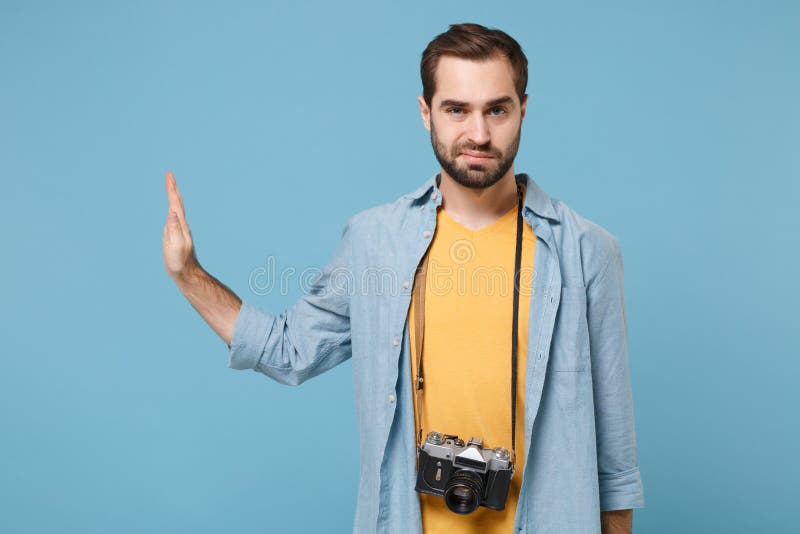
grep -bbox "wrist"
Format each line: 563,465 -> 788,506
172,259 -> 204,287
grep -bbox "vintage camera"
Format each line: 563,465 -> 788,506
415,431 -> 514,514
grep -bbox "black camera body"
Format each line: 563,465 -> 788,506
415,431 -> 514,514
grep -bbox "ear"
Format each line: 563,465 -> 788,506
520,93 -> 528,121
418,95 -> 431,132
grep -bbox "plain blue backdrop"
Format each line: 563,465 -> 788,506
2,1 -> 798,532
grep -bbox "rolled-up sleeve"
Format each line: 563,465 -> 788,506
226,218 -> 355,386
587,236 -> 645,511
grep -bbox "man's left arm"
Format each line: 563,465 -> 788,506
586,236 -> 645,522
601,509 -> 632,534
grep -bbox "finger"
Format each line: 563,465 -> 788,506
165,171 -> 186,219
165,171 -> 181,213
165,211 -> 191,249
165,171 -> 192,238
169,171 -> 187,214
165,210 -> 183,242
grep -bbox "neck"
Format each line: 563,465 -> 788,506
438,168 -> 519,230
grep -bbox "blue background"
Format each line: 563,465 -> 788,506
2,1 -> 798,532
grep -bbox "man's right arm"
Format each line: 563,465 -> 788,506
173,265 -> 242,349
162,170 -> 354,385
162,170 -> 241,348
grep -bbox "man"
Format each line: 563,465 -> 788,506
163,23 -> 644,534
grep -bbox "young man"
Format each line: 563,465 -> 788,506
163,23 -> 644,534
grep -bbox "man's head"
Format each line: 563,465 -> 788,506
418,23 -> 529,189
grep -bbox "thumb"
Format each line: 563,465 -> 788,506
166,211 -> 183,237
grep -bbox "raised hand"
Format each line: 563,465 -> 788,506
163,171 -> 200,281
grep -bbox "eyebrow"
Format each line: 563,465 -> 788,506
439,96 -> 515,109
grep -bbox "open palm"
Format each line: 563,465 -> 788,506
162,171 -> 199,280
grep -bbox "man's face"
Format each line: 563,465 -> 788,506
419,54 -> 527,189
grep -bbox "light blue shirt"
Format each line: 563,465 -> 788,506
227,173 -> 645,533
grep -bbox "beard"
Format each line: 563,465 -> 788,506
430,118 -> 521,190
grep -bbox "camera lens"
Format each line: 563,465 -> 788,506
443,469 -> 484,514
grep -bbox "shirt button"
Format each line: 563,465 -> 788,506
423,230 -> 431,238
403,280 -> 410,289
392,337 -> 400,346
431,192 -> 438,200
388,393 -> 396,403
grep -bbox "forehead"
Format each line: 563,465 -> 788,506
433,54 -> 517,104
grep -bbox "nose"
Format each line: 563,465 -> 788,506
465,113 -> 490,146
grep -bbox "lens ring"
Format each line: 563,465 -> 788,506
443,469 -> 484,514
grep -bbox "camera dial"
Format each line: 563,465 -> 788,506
494,447 -> 510,461
426,432 -> 445,445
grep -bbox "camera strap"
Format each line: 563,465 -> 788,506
412,179 -> 525,458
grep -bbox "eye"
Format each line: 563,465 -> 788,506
488,107 -> 507,116
446,107 -> 465,116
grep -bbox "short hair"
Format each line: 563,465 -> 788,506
420,23 -> 528,107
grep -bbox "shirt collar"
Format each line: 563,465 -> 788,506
404,171 -> 560,223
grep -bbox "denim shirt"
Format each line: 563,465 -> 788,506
227,172 -> 645,533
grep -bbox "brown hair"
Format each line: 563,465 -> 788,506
420,23 -> 528,107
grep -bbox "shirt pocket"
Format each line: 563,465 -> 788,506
549,286 -> 590,372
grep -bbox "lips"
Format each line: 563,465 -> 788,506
460,151 -> 495,164
460,151 -> 494,159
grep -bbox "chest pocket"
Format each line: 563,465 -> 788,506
549,286 -> 590,372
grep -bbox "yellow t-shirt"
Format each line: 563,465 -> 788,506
408,195 -> 536,534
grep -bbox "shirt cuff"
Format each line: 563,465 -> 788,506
227,301 -> 275,371
599,466 -> 645,511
